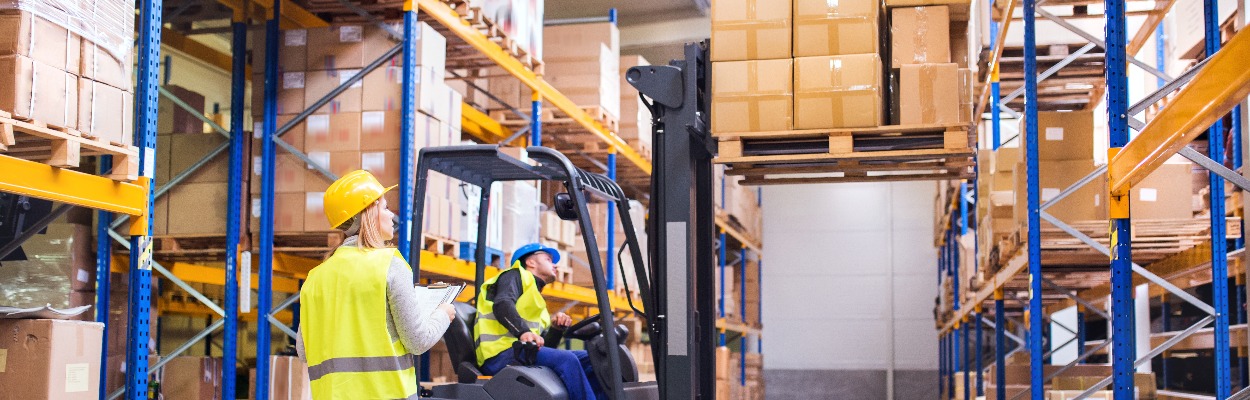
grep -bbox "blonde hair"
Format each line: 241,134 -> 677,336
339,201 -> 390,249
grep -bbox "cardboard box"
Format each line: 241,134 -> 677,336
890,6 -> 951,68
1014,160 -> 1107,224
542,43 -> 620,119
305,150 -> 362,193
0,54 -> 78,128
794,54 -> 883,129
950,20 -> 970,67
899,63 -> 959,125
793,0 -> 879,57
0,11 -> 81,74
252,153 -> 308,194
1131,160 -> 1194,220
1030,110 -> 1094,161
364,22 -> 446,74
307,25 -> 367,70
305,69 -> 363,114
170,134 -> 229,184
268,356 -> 313,400
360,110 -> 404,151
958,68 -> 974,122
253,72 -> 308,115
79,42 -> 131,92
361,150 -> 401,187
252,28 -> 309,71
0,319 -> 103,399
305,191 -> 332,231
362,65 -> 438,115
78,78 -> 130,145
543,22 -> 619,56
158,85 -> 207,134
710,0 -> 791,61
254,192 -> 306,232
305,112 -> 362,152
711,59 -> 793,133
161,357 -> 223,400
168,182 -> 230,235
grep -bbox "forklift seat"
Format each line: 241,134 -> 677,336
444,302 -> 485,383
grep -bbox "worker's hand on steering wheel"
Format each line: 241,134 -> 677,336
552,312 -> 573,329
520,331 -> 545,347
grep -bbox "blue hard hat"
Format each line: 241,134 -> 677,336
511,243 -> 561,267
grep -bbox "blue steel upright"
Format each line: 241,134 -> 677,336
255,0 -> 281,396
718,231 -> 727,346
223,15 -> 249,399
962,318 -> 970,400
398,5 -> 419,261
531,96 -> 542,146
1204,0 -> 1233,396
739,246 -> 747,385
975,308 -> 983,397
126,0 -> 162,396
1022,1 -> 1043,398
989,0 -> 1002,150
994,290 -> 1005,400
1105,0 -> 1136,398
606,152 -> 617,289
96,157 -> 113,400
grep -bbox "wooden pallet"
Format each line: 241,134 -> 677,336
0,110 -> 139,180
714,123 -> 975,185
423,234 -> 459,257
491,105 -> 620,135
434,0 -> 544,75
988,217 -> 1243,270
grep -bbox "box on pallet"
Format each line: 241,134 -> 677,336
890,6 -> 951,68
710,0 -> 791,61
794,54 -> 883,130
1131,156 -> 1194,220
478,0 -> 544,59
0,222 -> 97,310
898,63 -> 959,125
0,54 -> 78,128
793,0 -> 878,57
1013,159 -> 1106,224
543,22 -> 620,119
711,59 -> 793,133
1027,110 -> 1095,162
0,319 -> 103,399
162,356 -> 224,400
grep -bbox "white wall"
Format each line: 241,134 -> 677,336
761,181 -> 939,371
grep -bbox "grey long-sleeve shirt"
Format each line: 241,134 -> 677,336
296,236 -> 453,361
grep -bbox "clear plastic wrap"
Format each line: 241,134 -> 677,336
1,0 -> 134,60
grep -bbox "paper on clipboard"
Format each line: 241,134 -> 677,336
413,282 -> 467,316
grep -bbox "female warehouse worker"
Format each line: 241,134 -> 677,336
296,170 -> 456,399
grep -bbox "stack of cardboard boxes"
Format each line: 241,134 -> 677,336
543,22 -> 620,122
1,0 -> 134,148
715,347 -> 764,400
0,319 -> 105,399
246,22 -> 464,235
709,0 -> 977,134
619,55 -> 653,158
714,165 -> 764,237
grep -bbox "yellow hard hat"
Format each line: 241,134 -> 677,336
323,170 -> 396,229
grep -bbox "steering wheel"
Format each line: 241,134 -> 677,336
563,314 -> 603,341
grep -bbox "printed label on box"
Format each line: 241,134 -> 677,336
285,29 -> 307,46
1042,188 -> 1060,202
1141,188 -> 1158,202
253,156 -> 263,176
77,269 -> 90,282
362,111 -> 385,131
339,26 -> 364,42
254,122 -> 264,138
283,72 -> 306,89
143,148 -> 156,178
307,115 -> 331,138
307,192 -> 325,213
340,69 -> 364,88
65,363 -> 90,393
308,151 -> 331,170
252,199 -> 262,216
362,152 -> 387,172
1045,127 -> 1064,141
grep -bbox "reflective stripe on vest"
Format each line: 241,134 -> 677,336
473,262 -> 552,365
300,245 -> 419,399
306,355 -> 415,381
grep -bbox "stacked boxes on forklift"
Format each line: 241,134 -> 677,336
708,0 -> 976,134
0,0 -> 135,145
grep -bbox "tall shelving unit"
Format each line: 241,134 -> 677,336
937,0 -> 1250,399
28,0 -> 769,399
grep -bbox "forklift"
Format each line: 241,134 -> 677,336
415,41 -> 718,400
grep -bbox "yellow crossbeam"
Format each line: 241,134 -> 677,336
162,30 -> 250,77
1109,28 -> 1250,193
214,0 -> 328,29
0,155 -> 148,216
461,103 -> 515,145
417,0 -> 652,175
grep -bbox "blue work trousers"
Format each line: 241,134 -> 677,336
481,347 -> 605,400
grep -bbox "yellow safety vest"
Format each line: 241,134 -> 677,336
300,246 -> 419,400
474,262 -> 552,365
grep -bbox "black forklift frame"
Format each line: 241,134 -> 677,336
627,41 -> 718,400
409,145 -> 654,400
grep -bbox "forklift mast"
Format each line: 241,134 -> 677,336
627,41 -> 718,400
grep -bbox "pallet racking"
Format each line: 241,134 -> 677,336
0,1 -> 767,399
937,0 -> 1250,399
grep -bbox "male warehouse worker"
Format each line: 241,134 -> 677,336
296,170 -> 456,399
475,243 -> 606,400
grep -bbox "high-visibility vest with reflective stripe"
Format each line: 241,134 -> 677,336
474,262 -> 551,365
300,245 -> 419,399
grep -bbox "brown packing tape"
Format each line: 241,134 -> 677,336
793,15 -> 872,55
919,65 -> 936,123
712,19 -> 789,60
